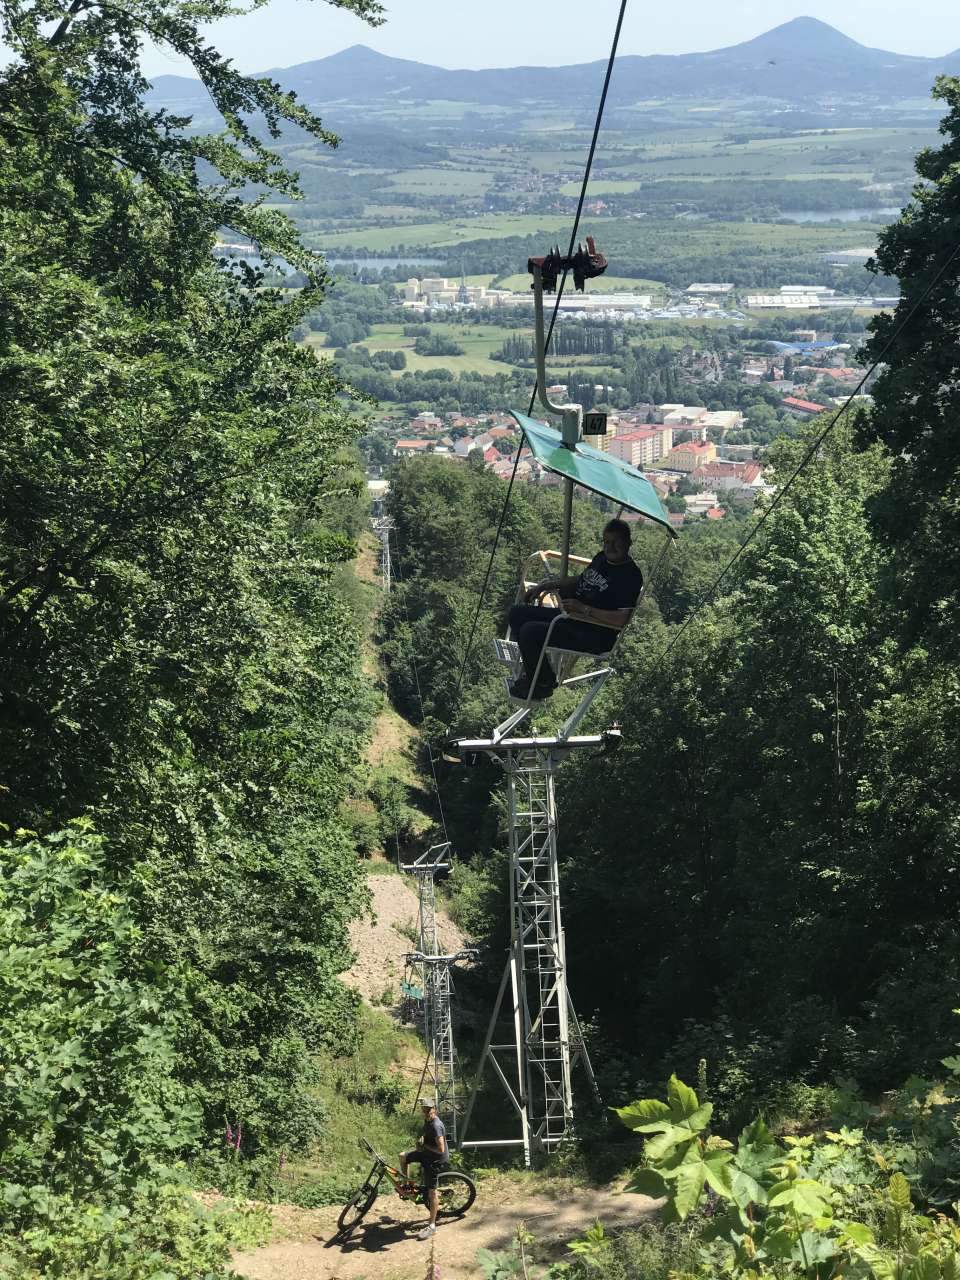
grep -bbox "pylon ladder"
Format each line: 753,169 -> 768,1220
511,748 -> 573,1148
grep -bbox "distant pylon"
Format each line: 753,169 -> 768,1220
400,843 -> 476,1145
371,516 -> 393,593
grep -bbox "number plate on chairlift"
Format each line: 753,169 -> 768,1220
584,412 -> 607,435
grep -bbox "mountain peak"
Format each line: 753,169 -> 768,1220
738,16 -> 863,53
327,43 -> 388,61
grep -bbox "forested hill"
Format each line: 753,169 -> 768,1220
148,17 -> 960,116
384,421 -> 958,1115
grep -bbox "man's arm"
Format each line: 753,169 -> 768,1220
525,574 -> 579,603
563,599 -> 632,628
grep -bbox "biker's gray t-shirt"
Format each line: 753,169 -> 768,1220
422,1116 -> 447,1162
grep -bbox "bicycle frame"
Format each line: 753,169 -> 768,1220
357,1138 -> 424,1204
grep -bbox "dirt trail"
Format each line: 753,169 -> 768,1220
233,1184 -> 660,1279
345,871 -> 467,1007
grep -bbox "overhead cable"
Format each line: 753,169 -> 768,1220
445,0 -> 630,730
388,528 -> 450,843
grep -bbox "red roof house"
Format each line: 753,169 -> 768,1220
782,396 -> 828,416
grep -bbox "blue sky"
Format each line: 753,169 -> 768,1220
140,0 -> 960,79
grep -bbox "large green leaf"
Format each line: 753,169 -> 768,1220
644,1129 -> 698,1162
729,1167 -> 767,1210
667,1075 -> 701,1120
614,1099 -> 672,1131
702,1150 -> 736,1198
837,1220 -> 875,1246
624,1167 -> 669,1198
768,1178 -> 832,1218
672,1158 -> 708,1221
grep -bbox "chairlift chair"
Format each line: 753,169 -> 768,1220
492,412 -> 677,726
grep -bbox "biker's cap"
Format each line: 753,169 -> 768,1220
419,1098 -> 437,1110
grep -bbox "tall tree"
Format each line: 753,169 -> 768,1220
860,75 -> 960,654
0,0 -> 384,1180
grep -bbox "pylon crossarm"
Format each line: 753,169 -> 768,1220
447,730 -> 616,757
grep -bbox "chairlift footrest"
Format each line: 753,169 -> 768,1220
494,638 -> 522,671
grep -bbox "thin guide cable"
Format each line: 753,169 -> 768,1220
388,528 -> 450,843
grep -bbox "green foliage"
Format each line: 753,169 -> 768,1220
0,1184 -> 270,1280
274,1005 -> 421,1210
0,0 -> 387,1263
414,333 -> 466,356
0,822 -> 273,1277
0,824 -> 196,1204
617,1077 -> 960,1278
861,76 -> 960,658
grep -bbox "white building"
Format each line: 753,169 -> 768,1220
403,275 -> 528,310
606,427 -> 674,467
700,410 -> 744,433
555,292 -> 653,312
662,405 -> 709,428
746,294 -> 820,309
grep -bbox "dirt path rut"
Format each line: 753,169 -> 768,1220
233,1184 -> 659,1279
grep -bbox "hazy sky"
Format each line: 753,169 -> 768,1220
140,0 -> 960,79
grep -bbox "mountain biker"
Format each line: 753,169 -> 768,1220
507,518 -> 643,700
399,1099 -> 447,1240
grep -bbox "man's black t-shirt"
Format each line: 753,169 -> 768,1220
421,1116 -> 447,1163
569,553 -> 644,612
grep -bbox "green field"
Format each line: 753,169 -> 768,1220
355,322 -> 518,376
308,215 -> 574,252
558,179 -> 641,196
388,167 -> 494,197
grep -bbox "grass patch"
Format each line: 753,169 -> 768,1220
307,215 -> 574,252
388,167 -> 494,197
276,1005 -> 423,1208
559,179 -> 641,195
365,857 -> 400,875
352,321 -> 524,377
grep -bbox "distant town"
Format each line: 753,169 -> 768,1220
355,269 -> 872,527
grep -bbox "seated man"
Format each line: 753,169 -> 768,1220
507,518 -> 643,701
399,1098 -> 447,1240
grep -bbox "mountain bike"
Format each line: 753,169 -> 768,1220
336,1137 -> 477,1238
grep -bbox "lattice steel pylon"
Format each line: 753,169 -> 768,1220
370,515 -> 393,593
451,702 -> 613,1166
400,843 -> 475,1146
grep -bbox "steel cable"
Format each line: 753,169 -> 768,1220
444,0 -> 630,732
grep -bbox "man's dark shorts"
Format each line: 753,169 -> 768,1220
403,1150 -> 444,1188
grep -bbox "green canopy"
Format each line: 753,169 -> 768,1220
510,411 -> 677,537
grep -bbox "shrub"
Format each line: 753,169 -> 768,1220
0,822 -> 261,1276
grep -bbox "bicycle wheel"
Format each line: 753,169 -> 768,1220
436,1171 -> 477,1217
336,1185 -> 377,1237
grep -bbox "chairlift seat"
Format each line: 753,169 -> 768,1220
495,630 -> 615,696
